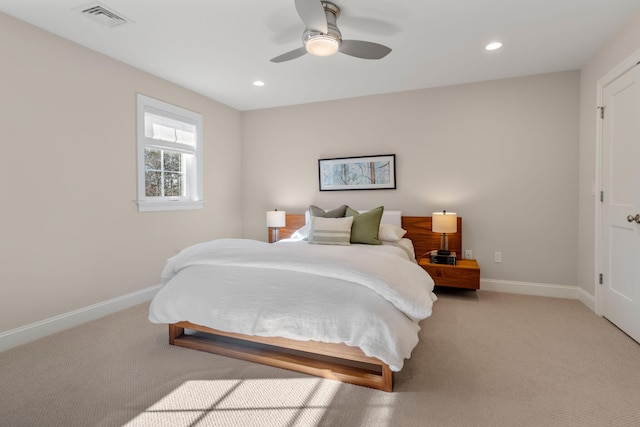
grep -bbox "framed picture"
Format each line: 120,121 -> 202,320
318,154 -> 396,191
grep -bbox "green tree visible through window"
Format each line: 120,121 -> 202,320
144,148 -> 185,197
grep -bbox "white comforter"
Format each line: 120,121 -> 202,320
149,238 -> 436,371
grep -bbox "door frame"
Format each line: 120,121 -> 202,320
595,48 -> 640,316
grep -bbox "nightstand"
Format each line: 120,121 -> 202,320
418,258 -> 480,290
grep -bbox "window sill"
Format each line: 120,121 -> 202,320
136,200 -> 204,212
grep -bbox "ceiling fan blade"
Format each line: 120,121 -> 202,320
295,0 -> 328,33
339,40 -> 392,60
270,46 -> 308,63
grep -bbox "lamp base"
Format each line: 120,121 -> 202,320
438,233 -> 450,256
429,250 -> 457,265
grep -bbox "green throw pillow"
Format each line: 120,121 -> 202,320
346,206 -> 384,245
309,205 -> 347,218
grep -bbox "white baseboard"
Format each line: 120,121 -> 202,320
0,285 -> 161,353
480,279 -> 596,311
575,287 -> 597,312
2,280 -> 598,353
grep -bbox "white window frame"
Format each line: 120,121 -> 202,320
136,94 -> 204,212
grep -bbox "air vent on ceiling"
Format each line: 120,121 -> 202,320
76,2 -> 131,27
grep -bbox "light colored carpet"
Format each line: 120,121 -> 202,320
1,289 -> 639,427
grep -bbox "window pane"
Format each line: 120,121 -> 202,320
145,171 -> 162,197
144,148 -> 184,197
164,172 -> 183,196
145,148 -> 161,170
164,151 -> 182,172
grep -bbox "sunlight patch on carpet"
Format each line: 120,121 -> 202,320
123,377 -> 342,426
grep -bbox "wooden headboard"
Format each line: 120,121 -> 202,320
269,214 -> 307,242
402,216 -> 462,260
269,214 -> 462,261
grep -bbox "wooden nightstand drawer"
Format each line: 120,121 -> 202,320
418,258 -> 480,290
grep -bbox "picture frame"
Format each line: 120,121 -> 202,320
318,154 -> 396,191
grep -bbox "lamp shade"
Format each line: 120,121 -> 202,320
266,210 -> 286,228
432,211 -> 457,233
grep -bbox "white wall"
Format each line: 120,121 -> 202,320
578,12 -> 640,298
0,13 -> 243,334
241,71 -> 580,289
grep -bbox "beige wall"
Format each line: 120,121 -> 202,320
242,71 -> 580,288
6,6 -> 638,337
0,13 -> 243,333
578,12 -> 640,297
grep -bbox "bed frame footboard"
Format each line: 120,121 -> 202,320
168,322 -> 394,392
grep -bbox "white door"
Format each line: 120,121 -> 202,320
601,63 -> 640,343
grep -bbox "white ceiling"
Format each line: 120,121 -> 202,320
2,0 -> 640,111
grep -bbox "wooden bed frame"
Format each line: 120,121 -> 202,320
168,214 -> 462,392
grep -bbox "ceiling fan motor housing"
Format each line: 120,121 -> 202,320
303,1 -> 342,55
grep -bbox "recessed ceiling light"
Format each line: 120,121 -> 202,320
485,42 -> 503,51
253,80 -> 265,87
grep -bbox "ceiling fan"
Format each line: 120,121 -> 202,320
270,0 -> 392,63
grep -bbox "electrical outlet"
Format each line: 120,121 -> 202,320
464,249 -> 472,259
494,251 -> 502,263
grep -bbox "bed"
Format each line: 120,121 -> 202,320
149,208 -> 462,391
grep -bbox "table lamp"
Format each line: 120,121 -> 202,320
266,209 -> 286,242
432,210 -> 457,255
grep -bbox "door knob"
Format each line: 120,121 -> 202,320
627,214 -> 640,223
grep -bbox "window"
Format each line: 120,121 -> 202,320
136,94 -> 203,212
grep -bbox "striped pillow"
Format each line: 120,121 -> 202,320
307,216 -> 353,245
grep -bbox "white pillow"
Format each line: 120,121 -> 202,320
378,223 -> 407,242
291,225 -> 309,240
307,216 -> 354,245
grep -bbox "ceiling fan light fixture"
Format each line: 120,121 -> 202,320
305,35 -> 340,56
